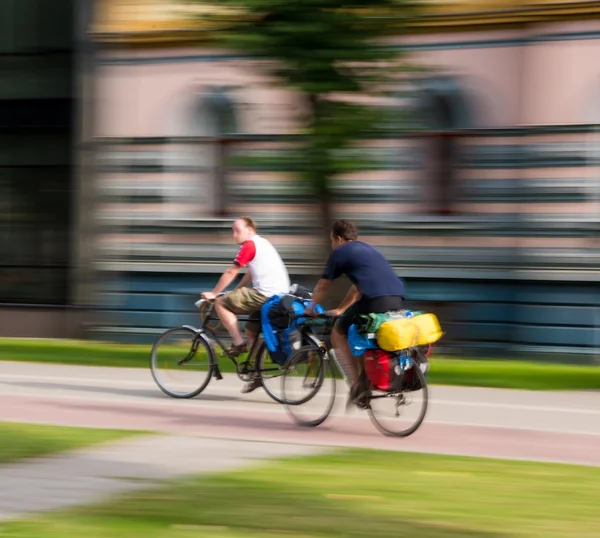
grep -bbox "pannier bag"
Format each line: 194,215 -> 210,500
364,350 -> 425,392
261,293 -> 324,365
376,313 -> 443,352
348,324 -> 379,357
364,349 -> 397,391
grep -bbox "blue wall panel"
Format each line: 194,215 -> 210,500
91,272 -> 600,360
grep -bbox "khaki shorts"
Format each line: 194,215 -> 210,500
220,287 -> 268,334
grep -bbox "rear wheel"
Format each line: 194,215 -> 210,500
150,327 -> 215,398
367,363 -> 428,437
255,342 -> 286,403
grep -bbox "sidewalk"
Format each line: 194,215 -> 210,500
0,434 -> 326,522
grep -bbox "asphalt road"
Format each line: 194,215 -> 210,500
1,361 -> 599,466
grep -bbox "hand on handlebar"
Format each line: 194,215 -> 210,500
196,292 -> 227,308
303,306 -> 317,318
201,291 -> 217,302
303,303 -> 343,319
200,291 -> 228,302
297,310 -> 338,322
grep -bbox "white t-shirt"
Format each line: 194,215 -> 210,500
233,234 -> 290,297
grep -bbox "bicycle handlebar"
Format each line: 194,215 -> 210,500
290,312 -> 336,320
289,313 -> 340,327
194,292 -> 227,309
194,293 -> 339,329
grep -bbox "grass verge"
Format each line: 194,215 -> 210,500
0,338 -> 598,391
2,449 -> 599,537
0,421 -> 143,465
428,357 -> 600,391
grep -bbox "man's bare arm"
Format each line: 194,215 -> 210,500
307,278 -> 331,313
211,265 -> 241,295
235,271 -> 252,290
332,284 -> 360,315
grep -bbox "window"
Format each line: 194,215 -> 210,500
198,93 -> 236,215
168,90 -> 237,217
428,94 -> 456,216
418,79 -> 470,217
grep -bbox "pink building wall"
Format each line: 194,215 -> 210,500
95,21 -> 600,137
92,19 -> 600,229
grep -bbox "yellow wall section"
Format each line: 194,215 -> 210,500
92,0 -> 600,44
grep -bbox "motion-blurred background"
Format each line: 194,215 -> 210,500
1,0 -> 599,363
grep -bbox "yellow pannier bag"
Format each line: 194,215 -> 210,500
376,313 -> 444,351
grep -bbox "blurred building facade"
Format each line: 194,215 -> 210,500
3,0 -> 600,360
0,0 -> 97,336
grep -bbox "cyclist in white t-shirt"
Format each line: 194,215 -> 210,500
201,216 -> 290,391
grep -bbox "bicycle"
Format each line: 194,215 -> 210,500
149,292 -> 287,402
281,313 -> 429,437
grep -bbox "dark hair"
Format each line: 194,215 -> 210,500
239,216 -> 257,231
331,219 -> 358,241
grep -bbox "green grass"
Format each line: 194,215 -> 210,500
428,357 -> 600,391
0,422 -> 143,464
2,449 -> 599,537
0,339 -> 152,368
0,338 -> 599,391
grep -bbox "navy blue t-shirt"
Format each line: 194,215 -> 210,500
321,241 -> 405,300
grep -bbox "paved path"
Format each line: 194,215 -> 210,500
1,361 -> 599,467
0,435 -> 325,521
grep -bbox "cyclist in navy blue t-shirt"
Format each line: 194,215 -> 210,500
305,219 -> 405,405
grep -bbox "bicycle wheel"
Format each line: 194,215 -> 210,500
367,363 -> 428,437
255,342 -> 286,403
282,345 -> 336,428
150,327 -> 215,398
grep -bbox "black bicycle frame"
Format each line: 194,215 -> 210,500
193,301 -> 276,380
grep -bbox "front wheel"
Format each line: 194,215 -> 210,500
367,364 -> 428,437
150,327 -> 215,398
282,346 -> 336,428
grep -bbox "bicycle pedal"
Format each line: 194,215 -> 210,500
212,368 -> 223,381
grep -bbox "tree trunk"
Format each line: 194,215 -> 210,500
317,183 -> 333,261
305,93 -> 333,264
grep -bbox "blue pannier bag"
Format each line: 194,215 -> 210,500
348,323 -> 379,357
261,294 -> 325,365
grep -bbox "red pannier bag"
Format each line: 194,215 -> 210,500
364,349 -> 396,391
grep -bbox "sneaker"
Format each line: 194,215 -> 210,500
241,378 -> 262,394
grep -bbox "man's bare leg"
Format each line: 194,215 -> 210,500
241,326 -> 261,394
215,300 -> 245,346
245,327 -> 257,349
331,325 -> 359,386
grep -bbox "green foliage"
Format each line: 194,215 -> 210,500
194,0 -> 420,218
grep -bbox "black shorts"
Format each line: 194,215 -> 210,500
336,296 -> 404,335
